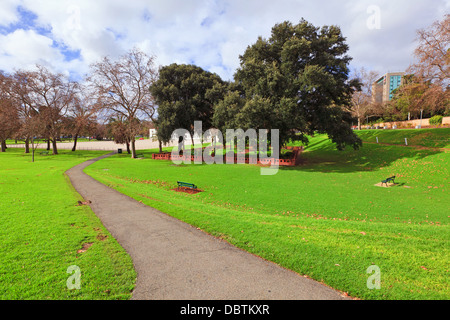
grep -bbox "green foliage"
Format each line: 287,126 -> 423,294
232,19 -> 361,150
150,64 -> 226,143
153,20 -> 362,152
212,90 -> 246,141
429,115 -> 444,126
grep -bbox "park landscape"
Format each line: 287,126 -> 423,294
0,128 -> 448,300
0,2 -> 448,302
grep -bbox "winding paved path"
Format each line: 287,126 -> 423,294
66,153 -> 349,300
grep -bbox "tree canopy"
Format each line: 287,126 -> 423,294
150,63 -> 225,144
88,48 -> 158,158
230,19 -> 362,150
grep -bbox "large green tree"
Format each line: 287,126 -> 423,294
232,19 -> 362,150
150,63 -> 226,145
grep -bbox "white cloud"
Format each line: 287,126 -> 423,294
0,0 -> 20,26
0,0 -> 448,81
0,29 -> 63,71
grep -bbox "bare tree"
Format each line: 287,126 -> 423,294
106,115 -> 133,154
88,48 -> 158,158
0,71 -> 20,152
408,14 -> 449,85
23,112 -> 47,162
10,70 -> 41,153
66,85 -> 99,151
397,15 -> 450,118
24,65 -> 76,155
346,68 -> 380,130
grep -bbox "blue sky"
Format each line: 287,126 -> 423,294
0,0 -> 448,81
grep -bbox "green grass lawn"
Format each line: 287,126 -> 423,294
356,128 -> 450,148
0,149 -> 136,300
85,133 -> 449,300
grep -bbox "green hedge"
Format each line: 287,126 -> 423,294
429,115 -> 444,126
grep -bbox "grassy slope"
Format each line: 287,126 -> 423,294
356,128 -> 450,148
0,149 -> 136,300
85,132 -> 449,300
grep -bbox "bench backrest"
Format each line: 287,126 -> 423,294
178,181 -> 195,186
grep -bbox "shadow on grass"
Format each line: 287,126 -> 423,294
138,142 -> 444,175
280,143 -> 443,174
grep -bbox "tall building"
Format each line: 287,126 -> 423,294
372,72 -> 405,104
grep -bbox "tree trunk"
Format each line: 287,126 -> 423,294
126,141 -> 131,154
52,138 -> 58,155
158,139 -> 163,153
72,133 -> 79,152
358,118 -> 362,131
0,140 -> 6,152
131,139 -> 137,158
25,138 -> 30,154
47,139 -> 51,151
31,138 -> 35,163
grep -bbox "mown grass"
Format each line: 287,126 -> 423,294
85,133 -> 449,300
0,149 -> 136,300
356,128 -> 450,148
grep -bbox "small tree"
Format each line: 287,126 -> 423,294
106,116 -> 138,154
347,68 -> 380,130
24,112 -> 46,162
66,85 -> 99,151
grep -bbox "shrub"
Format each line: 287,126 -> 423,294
429,115 -> 444,126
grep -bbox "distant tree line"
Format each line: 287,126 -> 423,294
0,48 -> 158,159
